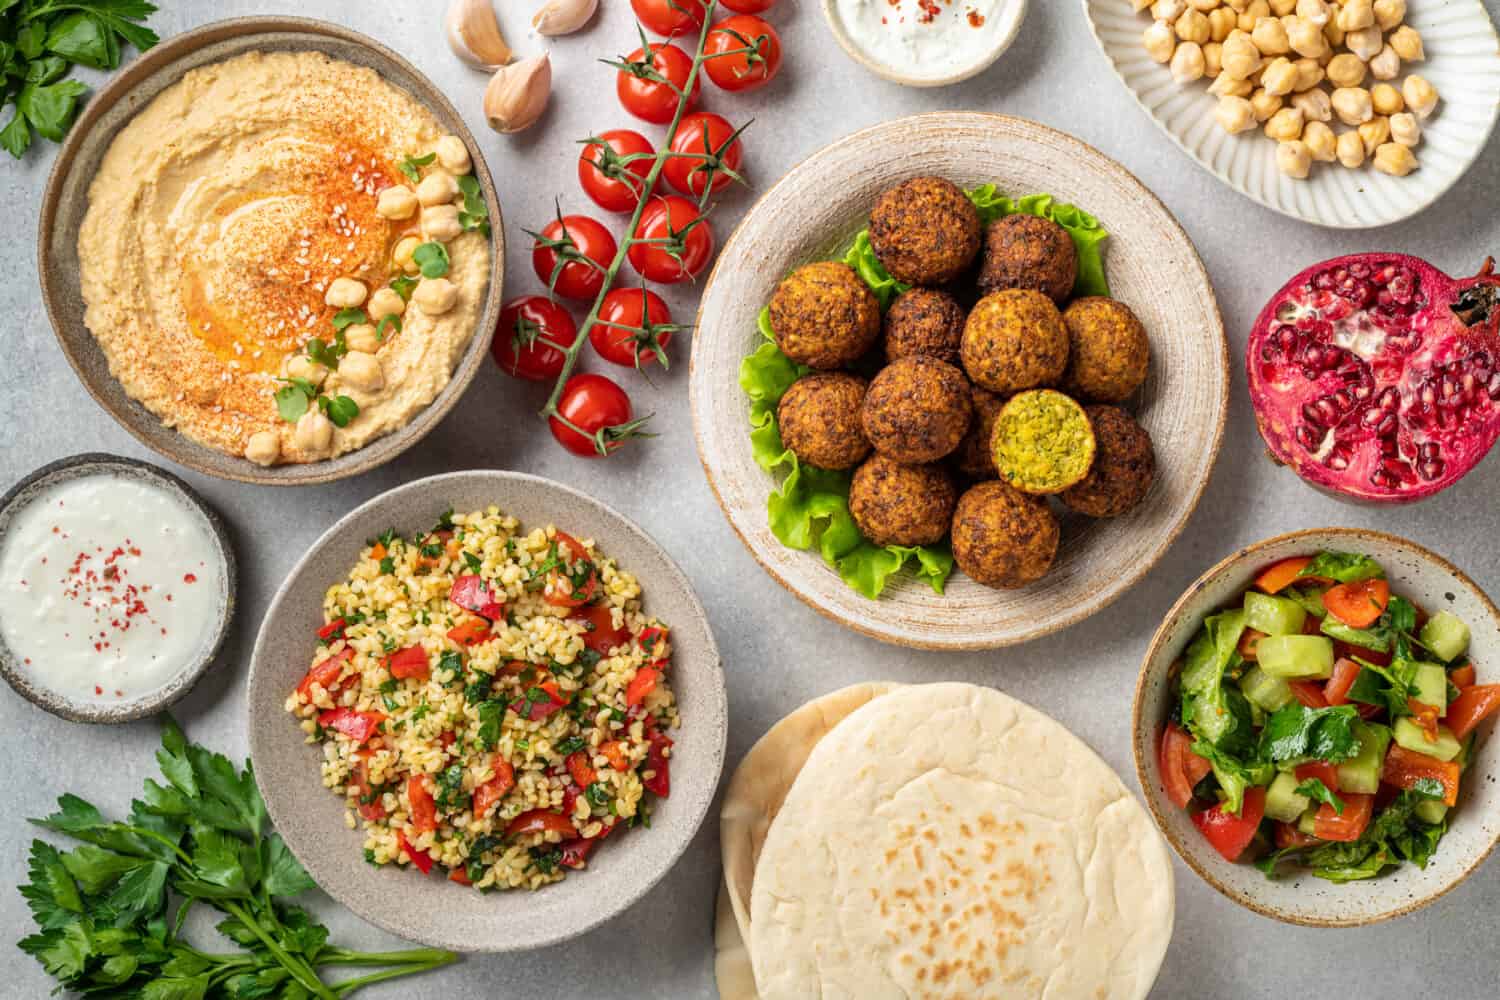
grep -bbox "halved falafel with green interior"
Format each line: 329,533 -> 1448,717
883,288 -> 967,365
952,384 -> 1006,481
1061,296 -> 1150,403
990,389 -> 1097,495
1061,405 -> 1156,517
848,454 -> 957,547
867,176 -> 981,286
950,480 -> 1059,589
977,213 -> 1078,303
960,289 -> 1069,395
776,372 -> 871,471
770,261 -> 881,369
861,355 -> 973,464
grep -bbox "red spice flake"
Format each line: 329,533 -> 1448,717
50,540 -> 158,655
184,573 -> 197,584
917,0 -> 940,22
967,8 -> 984,26
95,686 -> 103,695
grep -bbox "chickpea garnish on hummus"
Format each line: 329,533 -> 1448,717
77,51 -> 492,466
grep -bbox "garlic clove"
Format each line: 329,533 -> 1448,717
484,52 -> 552,134
532,0 -> 599,36
447,0 -> 513,69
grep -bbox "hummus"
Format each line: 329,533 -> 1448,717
77,50 -> 490,465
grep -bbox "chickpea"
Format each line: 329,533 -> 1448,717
433,135 -> 472,175
416,169 -> 459,207
1389,111 -> 1421,146
1171,41 -> 1207,82
1388,24 -> 1424,62
393,235 -> 423,275
1187,0 -> 1218,10
1369,82 -> 1403,115
1216,94 -> 1259,133
343,323 -> 380,353
1209,70 -> 1255,97
1251,16 -> 1290,54
1373,141 -> 1418,176
1238,1 -> 1271,32
245,430 -> 280,466
1221,30 -> 1263,78
413,278 -> 460,315
1208,7 -> 1237,41
324,277 -> 368,309
293,411 -> 334,455
1372,0 -> 1405,32
1359,115 -> 1391,156
1337,0 -> 1374,31
1225,0 -> 1250,10
1329,53 -> 1368,88
1252,87 -> 1287,122
1176,8 -> 1211,44
1331,86 -> 1374,125
1270,0 -> 1296,15
367,287 -> 406,322
337,351 -> 385,393
1285,16 -> 1327,57
1132,0 -> 1151,10
1295,0 -> 1330,26
1347,25 -> 1383,61
1402,74 -> 1438,117
1151,0 -> 1187,19
1291,87 -> 1333,122
1336,129 -> 1367,167
1204,40 -> 1224,76
1368,44 -> 1400,81
1292,57 -> 1324,90
1144,20 -> 1177,63
422,204 -> 464,243
1276,139 -> 1313,178
1302,120 -> 1337,161
1264,104 -> 1304,137
1260,57 -> 1298,95
1323,19 -> 1344,47
285,354 -> 327,388
376,185 -> 418,221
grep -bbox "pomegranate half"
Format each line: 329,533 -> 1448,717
1248,253 -> 1500,504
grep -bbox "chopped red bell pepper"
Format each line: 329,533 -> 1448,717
317,618 -> 348,641
559,820 -> 617,870
395,830 -> 434,874
599,740 -> 630,772
505,809 -> 577,838
1324,658 -> 1362,706
317,706 -> 384,746
1448,684 -> 1500,740
1383,743 -> 1461,806
407,775 -> 438,833
625,666 -> 661,709
447,618 -> 491,647
386,644 -> 430,681
637,626 -> 669,657
349,751 -> 386,821
1159,722 -> 1211,809
1191,787 -> 1265,861
295,647 -> 354,700
1288,680 -> 1329,709
510,680 -> 568,721
642,728 -> 673,798
449,574 -> 505,620
1314,791 -> 1374,842
1451,664 -> 1476,689
472,759 -> 516,818
566,751 -> 597,790
448,865 -> 472,885
570,604 -> 629,654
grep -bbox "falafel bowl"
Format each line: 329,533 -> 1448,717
690,113 -> 1228,649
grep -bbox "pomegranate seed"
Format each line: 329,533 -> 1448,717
1488,373 -> 1500,400
1295,425 -> 1321,452
1376,413 -> 1398,436
1326,445 -> 1352,471
1418,460 -> 1445,481
1349,261 -> 1372,279
1378,387 -> 1400,411
1419,441 -> 1440,460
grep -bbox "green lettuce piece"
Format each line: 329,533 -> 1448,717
840,232 -> 908,309
966,185 -> 1111,297
1299,550 -> 1385,583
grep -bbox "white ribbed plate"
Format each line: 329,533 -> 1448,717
1083,0 -> 1500,229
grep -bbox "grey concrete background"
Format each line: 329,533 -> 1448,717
3,0 -> 1499,996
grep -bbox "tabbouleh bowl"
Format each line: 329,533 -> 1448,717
284,506 -> 678,891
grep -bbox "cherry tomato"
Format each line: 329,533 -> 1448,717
549,373 -> 635,457
629,0 -> 710,37
492,296 -> 579,381
590,287 -> 674,368
721,0 -> 775,11
703,15 -> 781,92
577,129 -> 656,214
617,43 -> 699,124
664,112 -> 743,197
628,195 -> 714,284
531,215 -> 618,301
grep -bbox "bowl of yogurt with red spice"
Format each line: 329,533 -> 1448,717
822,0 -> 1027,87
0,454 -> 235,722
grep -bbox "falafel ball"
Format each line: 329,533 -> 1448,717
977,214 -> 1079,303
848,455 -> 957,547
950,480 -> 1060,589
776,373 -> 872,470
1061,297 -> 1150,403
960,289 -> 1069,394
1061,406 -> 1156,517
952,384 -> 1006,480
867,176 -> 981,286
883,288 -> 966,365
861,356 -> 973,464
770,261 -> 881,369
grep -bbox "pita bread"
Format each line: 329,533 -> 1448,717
715,683 -> 901,1000
748,682 -> 1173,999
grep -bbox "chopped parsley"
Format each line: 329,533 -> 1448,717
379,556 -> 396,575
412,241 -> 451,279
391,274 -> 419,301
585,783 -> 612,810
556,736 -> 587,755
398,151 -> 437,183
433,764 -> 466,812
463,551 -> 483,572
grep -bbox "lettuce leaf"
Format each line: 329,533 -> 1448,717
1299,550 -> 1385,583
841,232 -> 908,309
966,185 -> 1111,298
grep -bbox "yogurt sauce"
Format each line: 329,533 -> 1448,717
0,473 -> 224,704
831,0 -> 1020,83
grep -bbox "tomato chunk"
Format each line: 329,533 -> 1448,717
471,759 -> 516,817
1448,684 -> 1500,740
1314,791 -> 1373,842
448,866 -> 472,885
1324,658 -> 1362,706
1192,787 -> 1266,861
1383,743 -> 1461,806
1294,760 -> 1340,792
395,830 -> 434,874
350,752 -> 386,821
386,644 -> 430,680
1255,557 -> 1313,594
1159,722 -> 1209,809
642,728 -> 673,798
626,666 -> 662,708
449,574 -> 505,620
1275,822 -> 1321,850
295,647 -> 353,700
543,532 -> 598,608
447,618 -> 491,646
599,740 -> 630,772
566,751 -> 597,789
559,821 -> 617,870
317,707 -> 383,746
407,775 -> 438,833
1288,680 -> 1329,709
317,618 -> 347,641
510,680 -> 568,721
570,603 -> 629,654
1324,578 -> 1390,629
506,809 -> 577,838
1451,664 -> 1476,689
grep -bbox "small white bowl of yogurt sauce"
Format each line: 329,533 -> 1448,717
0,454 -> 235,723
823,0 -> 1027,87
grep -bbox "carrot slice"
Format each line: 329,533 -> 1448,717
1324,578 -> 1390,629
1255,556 -> 1314,594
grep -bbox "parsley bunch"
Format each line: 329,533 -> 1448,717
1,0 -> 159,159
18,717 -> 455,998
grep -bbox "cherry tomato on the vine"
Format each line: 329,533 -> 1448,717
531,214 -> 618,301
703,15 -> 781,92
591,287 -> 674,368
492,296 -> 578,381
664,112 -> 744,197
720,0 -> 776,12
549,373 -> 636,457
629,0 -> 711,37
628,195 -> 715,284
616,43 -> 700,124
578,130 -> 656,214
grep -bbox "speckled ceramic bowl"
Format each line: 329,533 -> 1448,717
246,471 -> 727,952
0,453 -> 236,723
1134,528 -> 1500,927
38,17 -> 504,486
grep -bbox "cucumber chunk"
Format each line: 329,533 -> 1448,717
1265,771 -> 1311,822
1412,663 -> 1448,717
1244,592 -> 1308,636
1415,799 -> 1450,825
1393,718 -> 1463,762
1420,610 -> 1471,663
1239,665 -> 1295,712
1337,721 -> 1391,795
1256,634 -> 1335,679
1297,805 -> 1319,835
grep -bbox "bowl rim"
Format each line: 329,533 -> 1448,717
1131,525 -> 1500,927
818,0 -> 1029,89
0,452 -> 237,724
689,110 -> 1229,650
246,469 -> 727,951
36,15 -> 505,486
1077,0 -> 1500,230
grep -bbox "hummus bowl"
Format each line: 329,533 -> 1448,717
39,17 -> 504,485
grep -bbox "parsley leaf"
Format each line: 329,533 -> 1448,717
317,394 -> 360,428
456,174 -> 490,235
390,274 -> 419,301
412,241 -> 451,279
1260,704 -> 1362,764
398,151 -> 437,183
1295,777 -> 1345,814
